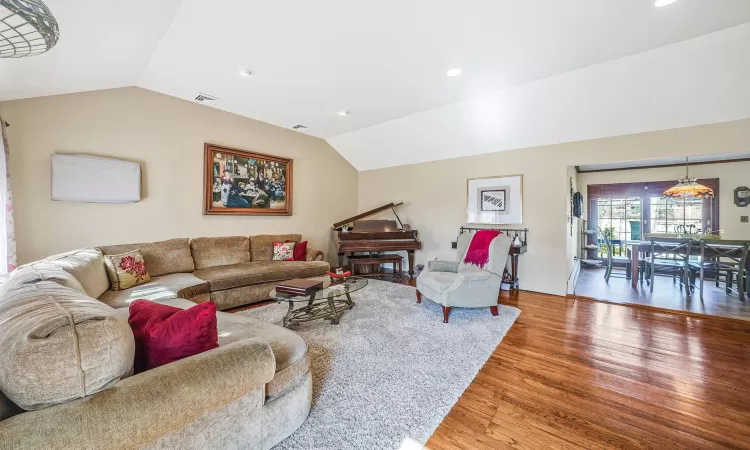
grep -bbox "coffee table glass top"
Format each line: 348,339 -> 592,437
270,276 -> 368,302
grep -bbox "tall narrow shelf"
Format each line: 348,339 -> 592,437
580,220 -> 602,267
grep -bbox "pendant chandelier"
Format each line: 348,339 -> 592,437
663,157 -> 714,199
0,0 -> 59,58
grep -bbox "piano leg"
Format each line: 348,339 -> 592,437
407,250 -> 415,279
338,252 -> 345,268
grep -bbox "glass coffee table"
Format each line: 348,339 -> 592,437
270,277 -> 368,327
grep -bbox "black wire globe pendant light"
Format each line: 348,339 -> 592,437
0,0 -> 59,58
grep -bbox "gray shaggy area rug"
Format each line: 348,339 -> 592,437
237,279 -> 520,450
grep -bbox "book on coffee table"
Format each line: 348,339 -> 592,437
275,279 -> 324,296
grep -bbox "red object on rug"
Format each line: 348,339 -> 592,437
462,230 -> 502,269
128,300 -> 219,372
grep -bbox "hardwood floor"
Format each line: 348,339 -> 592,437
424,289 -> 750,450
576,266 -> 750,321
230,273 -> 750,449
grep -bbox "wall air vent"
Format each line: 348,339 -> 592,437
194,92 -> 220,103
292,124 -> 308,130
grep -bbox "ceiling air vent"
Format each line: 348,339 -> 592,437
292,124 -> 308,130
194,92 -> 220,103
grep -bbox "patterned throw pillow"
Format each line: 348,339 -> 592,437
104,250 -> 151,291
272,242 -> 295,261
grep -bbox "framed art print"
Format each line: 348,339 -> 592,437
467,175 -> 522,224
203,143 -> 292,215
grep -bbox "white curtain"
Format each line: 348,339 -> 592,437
0,118 -> 17,273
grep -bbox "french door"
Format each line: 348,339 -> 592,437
587,179 -> 718,255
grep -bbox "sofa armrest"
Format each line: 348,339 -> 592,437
306,248 -> 324,261
0,339 -> 275,450
427,260 -> 459,273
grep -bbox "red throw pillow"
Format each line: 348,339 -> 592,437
293,240 -> 307,261
285,240 -> 308,261
128,300 -> 219,372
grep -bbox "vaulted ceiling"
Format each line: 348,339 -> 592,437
2,0 -> 750,170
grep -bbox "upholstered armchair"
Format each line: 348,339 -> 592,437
416,232 -> 512,323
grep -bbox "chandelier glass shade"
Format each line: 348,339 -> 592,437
0,0 -> 59,58
663,158 -> 714,200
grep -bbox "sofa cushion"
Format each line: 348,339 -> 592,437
251,234 -> 301,261
98,273 -> 210,309
129,300 -> 219,372
272,242 -> 295,261
99,238 -> 195,277
104,250 -> 152,291
208,281 -> 280,310
193,261 -> 330,291
191,236 -> 250,269
30,248 -> 110,298
20,261 -> 87,294
0,267 -> 134,410
121,297 -> 309,400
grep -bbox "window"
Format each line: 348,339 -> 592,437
650,197 -> 705,234
586,179 -> 718,258
597,197 -> 643,243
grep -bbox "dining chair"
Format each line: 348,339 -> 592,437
600,228 -> 632,282
645,237 -> 692,297
688,240 -> 749,301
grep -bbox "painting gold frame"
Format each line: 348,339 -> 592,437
203,143 -> 293,215
466,174 -> 523,225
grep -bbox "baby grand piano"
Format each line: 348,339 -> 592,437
333,202 -> 422,278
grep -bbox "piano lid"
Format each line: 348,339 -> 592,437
332,202 -> 405,229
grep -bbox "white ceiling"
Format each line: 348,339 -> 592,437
329,23 -> 750,170
0,0 -> 182,100
1,0 -> 750,169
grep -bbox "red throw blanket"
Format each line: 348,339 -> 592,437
463,230 -> 501,268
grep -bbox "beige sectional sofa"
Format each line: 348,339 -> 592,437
0,234 -> 328,450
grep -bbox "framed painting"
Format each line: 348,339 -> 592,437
203,143 -> 292,215
467,174 -> 523,225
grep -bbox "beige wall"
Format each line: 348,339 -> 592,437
578,160 -> 750,248
359,119 -> 750,295
1,87 -> 358,265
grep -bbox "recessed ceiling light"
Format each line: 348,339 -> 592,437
446,68 -> 461,77
338,110 -> 349,116
237,68 -> 254,77
654,0 -> 678,7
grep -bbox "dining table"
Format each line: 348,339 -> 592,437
624,239 -> 748,289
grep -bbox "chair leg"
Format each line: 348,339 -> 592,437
442,306 -> 451,323
738,271 -> 745,301
650,264 -> 655,292
726,272 -> 733,295
416,289 -> 422,304
490,305 -> 498,316
639,262 -> 645,284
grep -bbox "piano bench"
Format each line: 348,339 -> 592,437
348,254 -> 403,279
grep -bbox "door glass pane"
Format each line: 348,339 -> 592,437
612,199 -> 625,218
597,199 -> 611,219
596,197 -> 642,256
650,196 -> 703,234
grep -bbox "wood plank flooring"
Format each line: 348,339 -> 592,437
575,266 -> 750,321
229,274 -> 750,449
424,289 -> 750,450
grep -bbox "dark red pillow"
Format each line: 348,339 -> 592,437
285,240 -> 308,261
293,240 -> 308,261
128,300 -> 219,372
